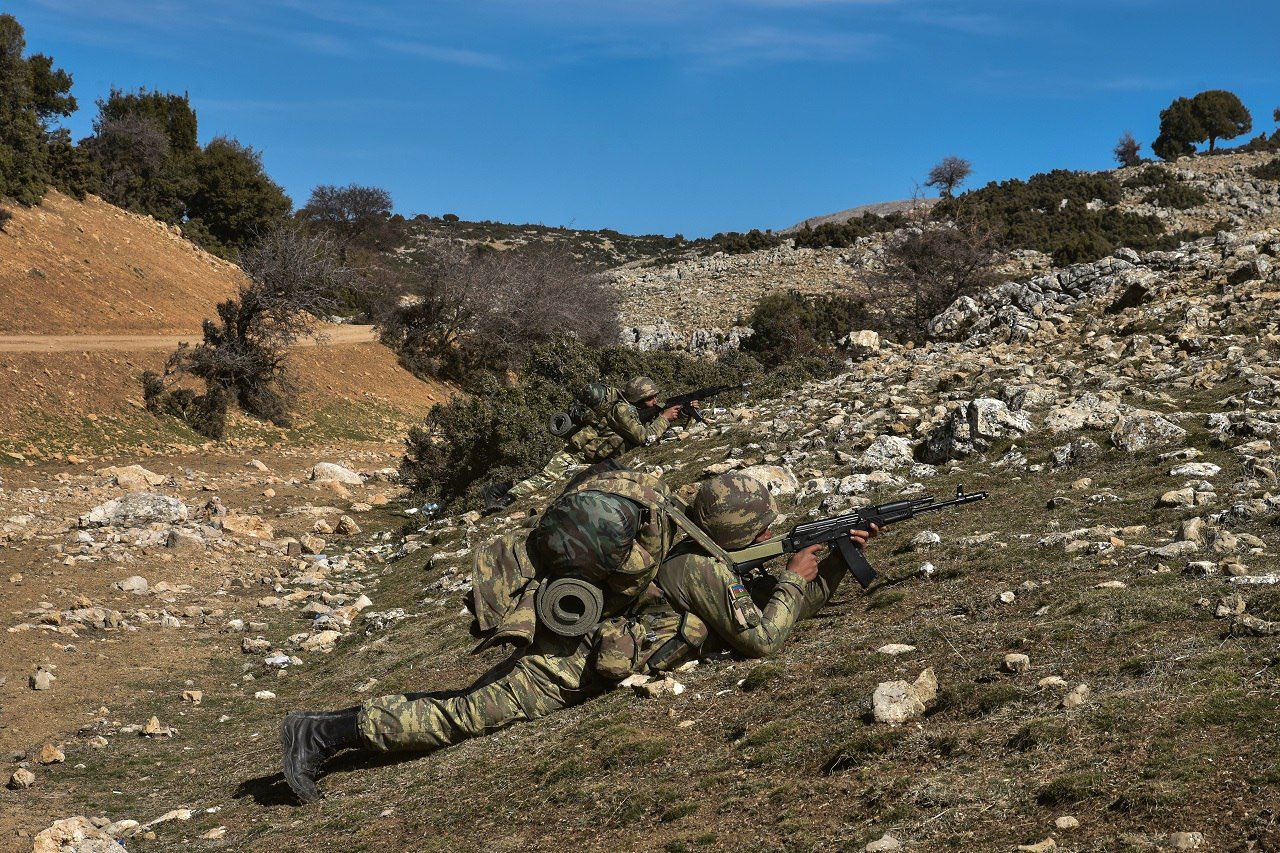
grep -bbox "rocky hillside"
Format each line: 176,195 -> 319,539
614,151 -> 1280,353
5,160 -> 1279,850
390,215 -> 697,272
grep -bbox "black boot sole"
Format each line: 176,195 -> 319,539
280,715 -> 322,805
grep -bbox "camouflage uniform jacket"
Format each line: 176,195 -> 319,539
656,540 -> 848,659
567,388 -> 672,463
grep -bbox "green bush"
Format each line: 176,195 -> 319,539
1121,167 -> 1175,189
708,228 -> 781,254
936,169 -> 1172,264
1249,158 -> 1280,181
1144,182 -> 1208,210
399,335 -> 839,505
0,206 -> 10,231
791,212 -> 908,249
743,289 -> 872,362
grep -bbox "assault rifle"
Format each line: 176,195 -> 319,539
725,485 -> 988,589
638,382 -> 750,424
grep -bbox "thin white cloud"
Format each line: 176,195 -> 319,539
692,27 -> 885,65
376,39 -> 510,70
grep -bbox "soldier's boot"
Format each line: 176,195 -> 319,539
480,481 -> 516,515
280,707 -> 362,804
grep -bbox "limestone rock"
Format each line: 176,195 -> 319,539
32,817 -> 126,853
9,767 -> 36,789
310,463 -> 363,485
856,435 -> 915,471
1110,411 -> 1187,452
1003,653 -> 1031,673
739,464 -> 799,496
104,464 -> 166,492
872,668 -> 937,724
81,493 -> 188,528
38,743 -> 65,764
222,511 -> 274,539
30,668 -> 56,690
865,834 -> 902,852
335,514 -> 361,535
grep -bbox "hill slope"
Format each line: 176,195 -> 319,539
0,191 -> 244,335
5,184 -> 1278,850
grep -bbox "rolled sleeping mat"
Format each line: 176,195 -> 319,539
549,411 -> 576,437
536,577 -> 605,637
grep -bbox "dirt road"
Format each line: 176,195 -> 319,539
0,324 -> 377,353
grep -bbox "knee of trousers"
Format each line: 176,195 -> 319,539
357,678 -> 533,753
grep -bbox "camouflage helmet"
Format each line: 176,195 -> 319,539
692,471 -> 778,550
578,382 -> 613,413
533,490 -> 641,583
623,376 -> 661,404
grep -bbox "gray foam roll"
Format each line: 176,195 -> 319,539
536,577 -> 604,637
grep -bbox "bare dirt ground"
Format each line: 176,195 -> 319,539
0,442 -> 410,849
0,192 -> 245,336
0,326 -> 377,353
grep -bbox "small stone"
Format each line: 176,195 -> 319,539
1017,840 -> 1056,853
201,827 -> 227,840
999,591 -> 1016,604
113,575 -> 149,594
635,676 -> 685,698
30,668 -> 56,691
263,488 -> 276,499
865,834 -> 902,852
876,643 -> 917,656
254,690 -> 277,700
911,530 -> 941,549
1038,676 -> 1069,689
8,767 -> 35,789
142,716 -> 175,737
248,459 -> 269,472
1003,653 -> 1031,673
299,534 -> 326,555
335,515 -> 361,535
872,668 -> 937,725
1095,580 -> 1127,589
1168,831 -> 1205,849
38,742 -> 65,764
1061,683 -> 1091,709
1054,816 -> 1079,831
182,689 -> 203,705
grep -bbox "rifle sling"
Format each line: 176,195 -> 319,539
658,499 -> 736,566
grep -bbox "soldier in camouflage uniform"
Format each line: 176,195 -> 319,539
280,473 -> 691,804
657,471 -> 878,658
492,377 -> 681,509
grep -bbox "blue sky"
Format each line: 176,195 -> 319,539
9,0 -> 1280,236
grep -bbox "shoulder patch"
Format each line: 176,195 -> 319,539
727,580 -> 762,631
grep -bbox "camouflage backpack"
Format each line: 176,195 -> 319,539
565,386 -> 631,463
465,468 -> 724,655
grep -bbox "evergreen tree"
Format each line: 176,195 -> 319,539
96,88 -> 198,153
1152,97 -> 1203,161
1191,90 -> 1251,152
0,14 -> 76,204
187,137 -> 291,254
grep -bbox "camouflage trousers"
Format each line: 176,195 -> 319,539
506,450 -> 585,501
357,632 -> 604,753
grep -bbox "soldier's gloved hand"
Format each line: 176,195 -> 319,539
661,405 -> 682,422
786,543 -> 825,581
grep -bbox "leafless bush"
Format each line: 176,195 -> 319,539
924,156 -> 973,198
145,225 -> 349,436
873,222 -> 1000,342
378,243 -> 619,382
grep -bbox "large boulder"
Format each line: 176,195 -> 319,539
33,816 -> 127,853
920,399 -> 1032,464
1111,411 -> 1187,452
738,465 -> 799,496
310,463 -> 363,486
855,435 -> 915,472
1044,392 -> 1123,433
80,493 -> 189,528
100,465 -> 166,492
